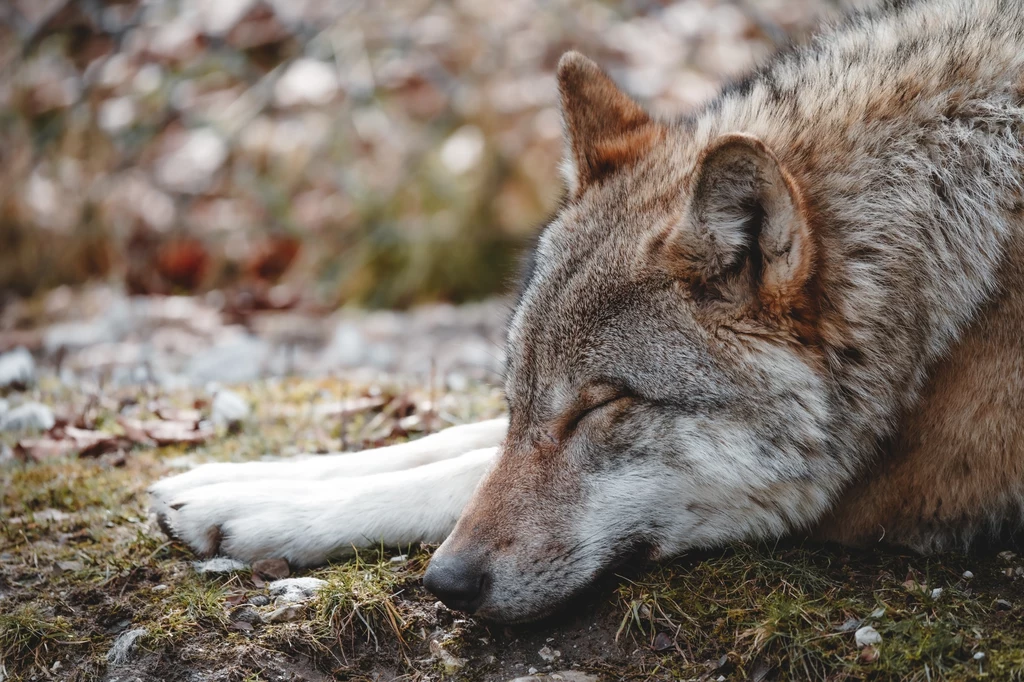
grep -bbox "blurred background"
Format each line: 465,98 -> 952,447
0,0 -> 851,388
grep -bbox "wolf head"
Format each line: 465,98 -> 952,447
424,53 -> 847,623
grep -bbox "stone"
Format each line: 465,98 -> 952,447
854,625 -> 882,647
0,347 -> 36,390
538,646 -> 560,662
106,627 -> 148,665
1,402 -> 55,432
265,604 -> 304,623
192,557 -> 247,574
212,388 -> 251,426
268,577 -> 326,604
154,128 -> 228,194
274,59 -> 339,107
507,673 -> 599,682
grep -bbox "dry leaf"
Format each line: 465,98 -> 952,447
118,417 -> 213,446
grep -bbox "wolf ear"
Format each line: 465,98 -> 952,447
676,133 -> 813,311
557,52 -> 659,195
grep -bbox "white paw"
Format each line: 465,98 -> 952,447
149,462 -> 246,504
154,482 -> 340,566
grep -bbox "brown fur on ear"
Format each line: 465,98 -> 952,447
557,52 -> 661,194
672,133 -> 816,320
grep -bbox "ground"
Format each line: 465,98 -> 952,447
4,374 -> 1024,682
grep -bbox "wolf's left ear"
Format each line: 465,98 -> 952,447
675,133 -> 813,311
557,52 -> 660,196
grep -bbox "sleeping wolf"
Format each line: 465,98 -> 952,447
151,0 -> 1024,623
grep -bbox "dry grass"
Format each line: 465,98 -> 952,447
3,377 -> 1024,681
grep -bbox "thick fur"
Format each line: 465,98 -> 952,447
152,0 -> 1024,624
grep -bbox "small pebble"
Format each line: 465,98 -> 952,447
430,640 -> 466,672
855,625 -> 882,647
652,631 -> 675,651
963,570 -> 974,579
192,557 -> 247,574
211,388 -> 251,426
265,604 -> 305,623
106,627 -> 148,665
930,588 -> 943,599
268,577 -> 327,604
252,557 -> 290,581
538,645 -> 561,662
229,605 -> 262,624
0,347 -> 36,390
994,598 -> 1013,610
0,402 -> 55,432
528,668 -> 539,675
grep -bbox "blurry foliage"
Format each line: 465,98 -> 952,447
0,0 -> 840,307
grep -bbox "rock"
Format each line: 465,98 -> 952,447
429,640 -> 465,672
440,125 -> 485,175
274,59 -> 339,108
854,625 -> 882,647
106,627 -> 148,665
154,128 -> 228,194
652,631 -> 674,651
930,588 -> 943,599
835,617 -> 862,632
193,557 -> 247,574
186,333 -> 271,384
963,570 -> 975,579
98,96 -> 136,133
252,557 -> 289,583
508,674 -> 599,682
212,388 -> 251,427
0,348 -> 35,390
265,604 -> 305,623
538,645 -> 560,662
229,605 -> 262,625
186,0 -> 258,35
994,598 -> 1013,610
1,402 -> 55,432
268,577 -> 326,604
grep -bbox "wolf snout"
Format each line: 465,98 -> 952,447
423,553 -> 489,614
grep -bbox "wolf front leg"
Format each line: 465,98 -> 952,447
156,447 -> 498,567
149,418 -> 508,505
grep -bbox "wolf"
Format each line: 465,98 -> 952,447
150,0 -> 1024,624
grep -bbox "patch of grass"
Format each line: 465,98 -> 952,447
0,605 -> 74,678
6,376 -> 1024,681
309,549 -> 416,655
615,544 -> 1024,680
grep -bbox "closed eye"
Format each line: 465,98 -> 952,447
566,392 -> 630,433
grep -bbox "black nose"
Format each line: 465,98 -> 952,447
423,554 -> 488,613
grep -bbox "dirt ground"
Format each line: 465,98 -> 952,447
1,291 -> 1024,682
5,368 -> 1024,682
